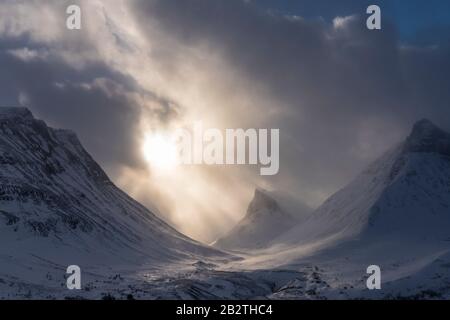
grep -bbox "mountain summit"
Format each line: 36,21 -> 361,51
247,189 -> 286,220
214,189 -> 299,250
0,107 -> 34,120
403,119 -> 450,156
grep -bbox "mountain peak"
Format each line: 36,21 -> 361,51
0,107 -> 34,121
411,118 -> 442,135
248,189 -> 280,215
214,189 -> 298,250
403,119 -> 450,156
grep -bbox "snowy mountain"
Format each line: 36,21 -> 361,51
214,189 -> 300,250
0,107 -> 221,271
274,119 -> 450,250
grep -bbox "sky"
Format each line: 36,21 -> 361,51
257,0 -> 450,42
0,0 -> 450,242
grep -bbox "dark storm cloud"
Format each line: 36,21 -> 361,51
131,0 -> 450,201
0,39 -> 176,175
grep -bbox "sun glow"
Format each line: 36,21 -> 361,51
142,133 -> 178,171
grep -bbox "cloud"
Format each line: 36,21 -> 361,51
0,0 -> 181,167
7,47 -> 50,62
130,0 -> 450,200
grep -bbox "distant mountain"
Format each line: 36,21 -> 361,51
0,107 -> 220,269
214,189 -> 310,250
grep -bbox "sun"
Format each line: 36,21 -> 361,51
142,133 -> 178,171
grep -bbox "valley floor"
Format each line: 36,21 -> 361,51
3,241 -> 450,300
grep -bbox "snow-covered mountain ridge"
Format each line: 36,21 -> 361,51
270,119 -> 450,253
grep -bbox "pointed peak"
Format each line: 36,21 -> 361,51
0,107 -> 34,120
403,119 -> 450,155
248,188 -> 280,216
411,118 -> 442,136
252,188 -> 278,207
254,188 -> 271,198
415,118 -> 434,126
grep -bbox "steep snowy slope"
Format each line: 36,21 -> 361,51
0,107 -> 221,268
273,119 -> 450,252
214,189 -> 308,250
